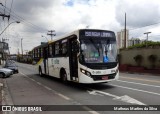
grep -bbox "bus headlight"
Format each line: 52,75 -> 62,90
80,68 -> 91,77
81,69 -> 86,74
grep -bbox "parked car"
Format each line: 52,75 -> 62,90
4,63 -> 19,73
0,68 -> 13,78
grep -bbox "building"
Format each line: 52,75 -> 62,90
117,29 -> 129,49
0,41 -> 9,64
128,38 -> 141,47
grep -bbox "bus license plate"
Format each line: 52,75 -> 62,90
102,76 -> 108,80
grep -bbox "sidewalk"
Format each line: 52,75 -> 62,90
0,78 -> 3,114
0,64 -> 4,106
0,78 -> 3,105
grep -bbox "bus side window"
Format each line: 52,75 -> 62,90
52,44 -> 55,57
35,49 -> 37,58
44,47 -> 48,59
37,48 -> 40,58
62,39 -> 68,56
48,45 -> 52,57
41,48 -> 43,57
55,42 -> 60,55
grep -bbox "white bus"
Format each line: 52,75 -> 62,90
32,29 -> 119,83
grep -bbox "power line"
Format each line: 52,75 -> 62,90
129,22 -> 160,31
4,0 -> 7,15
0,8 -> 46,33
9,0 -> 14,16
0,5 -> 48,32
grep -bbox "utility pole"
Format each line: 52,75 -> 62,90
47,30 -> 56,41
2,38 -> 9,42
21,38 -> 23,57
0,11 -> 10,64
144,32 -> 151,47
0,2 -> 10,20
124,13 -> 127,49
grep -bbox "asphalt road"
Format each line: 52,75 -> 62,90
2,62 -> 160,114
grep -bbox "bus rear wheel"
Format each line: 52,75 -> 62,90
60,70 -> 67,83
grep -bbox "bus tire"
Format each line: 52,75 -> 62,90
60,69 -> 67,83
39,66 -> 43,76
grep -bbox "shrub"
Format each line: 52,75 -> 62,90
127,41 -> 160,49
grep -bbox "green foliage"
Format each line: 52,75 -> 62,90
124,41 -> 160,50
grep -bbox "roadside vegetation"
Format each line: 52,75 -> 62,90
128,41 -> 160,49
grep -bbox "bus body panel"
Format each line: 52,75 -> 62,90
32,29 -> 119,84
47,57 -> 70,79
78,64 -> 119,83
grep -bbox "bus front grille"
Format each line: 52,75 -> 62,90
91,73 -> 116,81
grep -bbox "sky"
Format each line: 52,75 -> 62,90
0,0 -> 160,54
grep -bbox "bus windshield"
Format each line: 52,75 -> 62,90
80,38 -> 117,63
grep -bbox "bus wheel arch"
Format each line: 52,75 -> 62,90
60,68 -> 67,82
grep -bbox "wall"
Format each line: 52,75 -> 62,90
120,48 -> 160,68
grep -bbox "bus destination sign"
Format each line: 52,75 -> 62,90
80,30 -> 115,38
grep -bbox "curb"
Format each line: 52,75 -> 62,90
2,79 -> 15,114
120,71 -> 160,76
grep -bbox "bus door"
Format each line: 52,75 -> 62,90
43,47 -> 49,75
69,37 -> 78,81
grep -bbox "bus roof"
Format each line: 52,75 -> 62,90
48,29 -> 115,43
32,29 -> 115,50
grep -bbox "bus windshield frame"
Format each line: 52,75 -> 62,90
79,29 -> 118,66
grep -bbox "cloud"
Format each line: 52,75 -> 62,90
115,0 -> 160,28
1,0 -> 160,54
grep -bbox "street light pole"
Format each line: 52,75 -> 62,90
41,35 -> 49,41
0,21 -> 20,64
0,21 -> 20,36
144,32 -> 151,47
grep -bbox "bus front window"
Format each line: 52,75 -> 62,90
80,38 -> 117,63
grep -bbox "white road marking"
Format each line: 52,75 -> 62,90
20,72 -> 100,114
110,84 -> 160,96
113,95 -> 145,105
43,86 -> 52,91
30,78 -> 36,82
36,82 -> 42,85
87,90 -> 104,96
20,72 -> 27,77
88,90 -> 146,105
20,72 -> 72,101
120,76 -> 160,83
117,80 -> 160,88
56,93 -> 71,100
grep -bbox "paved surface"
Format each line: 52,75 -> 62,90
1,62 -> 160,114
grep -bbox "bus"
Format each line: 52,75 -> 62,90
32,29 -> 119,83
